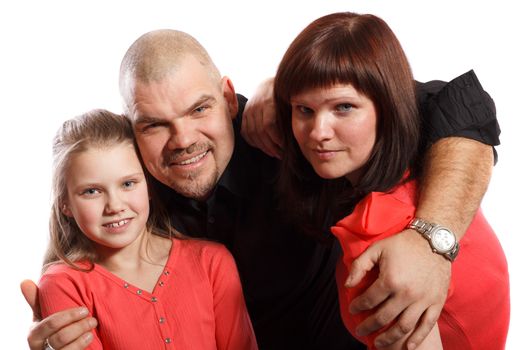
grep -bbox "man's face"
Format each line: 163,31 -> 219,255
128,55 -> 237,201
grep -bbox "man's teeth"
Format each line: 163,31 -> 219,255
177,151 -> 207,165
106,220 -> 129,228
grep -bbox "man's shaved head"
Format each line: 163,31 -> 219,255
119,29 -> 221,110
117,29 -> 238,200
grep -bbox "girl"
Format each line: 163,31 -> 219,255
38,109 -> 257,349
274,12 -> 509,350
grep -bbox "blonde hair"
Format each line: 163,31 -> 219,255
44,109 -> 177,272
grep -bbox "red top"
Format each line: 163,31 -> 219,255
331,180 -> 509,350
39,238 -> 258,349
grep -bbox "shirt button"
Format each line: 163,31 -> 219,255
159,317 -> 165,324
124,283 -> 129,288
136,289 -> 142,295
151,296 -> 158,302
165,338 -> 171,343
164,270 -> 170,276
159,281 -> 165,287
208,216 -> 215,224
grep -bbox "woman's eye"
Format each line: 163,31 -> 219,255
297,105 -> 314,115
336,103 -> 353,112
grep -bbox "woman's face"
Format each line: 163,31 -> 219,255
290,83 -> 377,184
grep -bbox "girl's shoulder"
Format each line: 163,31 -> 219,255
175,238 -> 229,256
41,261 -> 93,277
38,261 -> 97,296
171,238 -> 235,271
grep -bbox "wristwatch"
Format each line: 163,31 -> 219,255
407,218 -> 460,261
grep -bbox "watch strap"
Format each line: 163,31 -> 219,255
408,218 -> 434,238
408,218 -> 459,261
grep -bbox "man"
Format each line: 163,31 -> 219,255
23,29 -> 498,349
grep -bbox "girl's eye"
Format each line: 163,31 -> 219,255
81,188 -> 100,196
336,103 -> 353,112
123,181 -> 135,189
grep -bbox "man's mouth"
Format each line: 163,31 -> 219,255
173,151 -> 208,166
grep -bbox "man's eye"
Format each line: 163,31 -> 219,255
194,105 -> 208,113
143,123 -> 161,131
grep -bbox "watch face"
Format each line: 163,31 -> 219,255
431,228 -> 456,253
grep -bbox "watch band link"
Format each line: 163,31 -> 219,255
408,218 -> 460,261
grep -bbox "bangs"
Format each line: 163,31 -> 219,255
276,24 -> 381,104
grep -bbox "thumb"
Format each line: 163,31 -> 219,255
345,244 -> 381,288
20,279 -> 42,321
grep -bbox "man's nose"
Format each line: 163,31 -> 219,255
167,120 -> 195,150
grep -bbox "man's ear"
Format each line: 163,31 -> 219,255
221,76 -> 238,119
61,202 -> 73,217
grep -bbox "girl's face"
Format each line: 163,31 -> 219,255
291,83 -> 377,184
63,142 -> 150,252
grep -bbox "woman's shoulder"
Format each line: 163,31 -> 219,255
388,178 -> 418,204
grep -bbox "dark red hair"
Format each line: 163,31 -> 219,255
274,12 -> 420,238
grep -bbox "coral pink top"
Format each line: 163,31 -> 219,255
39,239 -> 258,349
331,180 -> 509,350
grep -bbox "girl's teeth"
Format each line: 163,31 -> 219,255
107,220 -> 128,228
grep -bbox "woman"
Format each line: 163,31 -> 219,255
274,12 -> 509,350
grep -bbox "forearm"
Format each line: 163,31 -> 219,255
349,138 -> 494,348
416,137 -> 493,239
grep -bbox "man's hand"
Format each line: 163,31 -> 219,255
241,77 -> 283,158
348,138 -> 492,348
21,279 -> 97,350
346,230 -> 450,349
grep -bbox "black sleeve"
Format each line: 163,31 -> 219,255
233,93 -> 248,134
416,70 -> 501,161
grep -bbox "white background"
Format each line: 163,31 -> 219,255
1,1 -> 523,348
